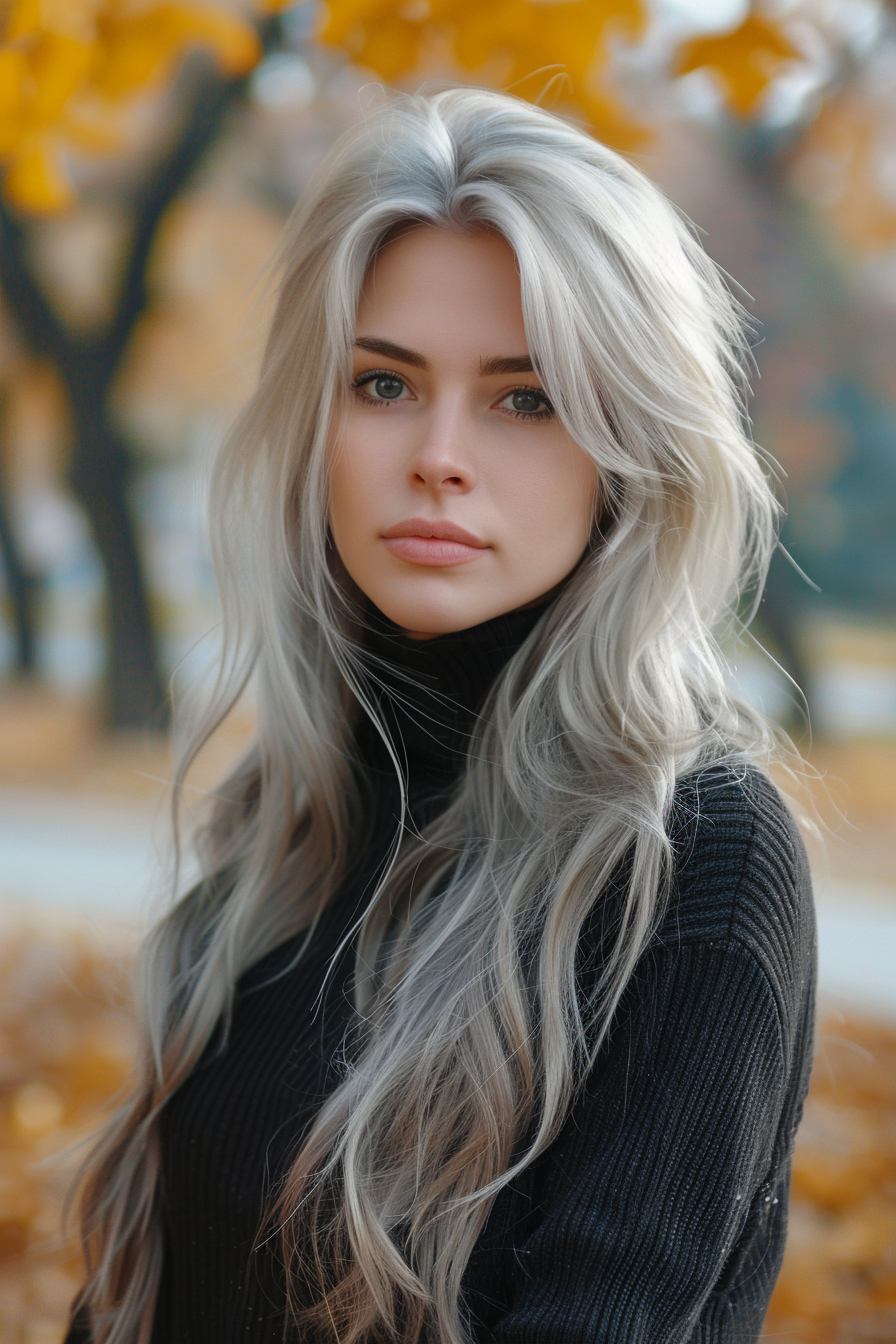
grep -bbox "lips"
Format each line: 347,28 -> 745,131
382,518 -> 487,547
381,517 -> 489,567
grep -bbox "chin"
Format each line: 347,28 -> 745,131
370,588 -> 509,638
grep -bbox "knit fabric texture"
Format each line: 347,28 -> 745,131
66,601 -> 816,1344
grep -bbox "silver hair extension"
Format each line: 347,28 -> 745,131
71,86 -> 786,1344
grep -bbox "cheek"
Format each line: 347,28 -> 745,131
326,459 -> 366,574
329,415 -> 404,510
500,445 -> 597,553
327,428 -> 374,535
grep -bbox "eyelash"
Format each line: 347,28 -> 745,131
350,370 -> 555,421
350,370 -> 406,409
502,391 -> 555,422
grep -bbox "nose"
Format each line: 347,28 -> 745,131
406,398 -> 476,495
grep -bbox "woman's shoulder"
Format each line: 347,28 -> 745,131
667,761 -> 809,909
659,761 -> 815,1026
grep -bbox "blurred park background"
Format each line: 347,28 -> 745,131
1,0 -> 895,1339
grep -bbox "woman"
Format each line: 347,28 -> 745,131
67,87 -> 816,1344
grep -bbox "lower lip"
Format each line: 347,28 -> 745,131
382,536 -> 487,566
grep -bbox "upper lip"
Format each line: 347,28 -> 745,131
382,518 -> 488,547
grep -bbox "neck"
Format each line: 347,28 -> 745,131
353,599 -> 552,815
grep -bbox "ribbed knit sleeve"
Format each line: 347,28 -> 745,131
475,943 -> 787,1343
463,766 -> 816,1344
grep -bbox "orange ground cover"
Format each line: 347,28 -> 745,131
764,1015 -> 896,1341
0,926 -> 894,1343
0,928 -> 134,1343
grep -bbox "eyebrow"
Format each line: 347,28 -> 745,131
479,354 -> 535,375
353,338 -> 535,377
353,337 -> 428,368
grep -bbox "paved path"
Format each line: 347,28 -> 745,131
0,786 -> 166,928
813,879 -> 896,1018
1,787 -> 894,1018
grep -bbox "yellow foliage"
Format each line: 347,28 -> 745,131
318,0 -> 649,148
0,1 -> 272,213
2,916 -> 896,1341
674,10 -> 798,118
0,927 -> 136,1337
0,46 -> 28,155
3,0 -> 40,42
0,0 -> 870,234
94,4 -> 261,100
2,134 -> 74,212
27,32 -> 95,121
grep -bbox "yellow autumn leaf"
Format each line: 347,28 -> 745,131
317,0 -> 388,49
0,0 -> 274,212
91,20 -> 182,99
28,32 -> 95,123
3,0 -> 42,42
3,134 -> 74,211
503,1 -> 638,88
93,3 -> 260,100
155,1 -> 262,76
317,0 -> 648,145
351,15 -> 423,83
320,0 -> 646,78
449,0 -> 533,75
0,45 -> 28,149
674,11 -> 798,118
10,0 -> 103,42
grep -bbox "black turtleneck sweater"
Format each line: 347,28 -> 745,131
67,604 -> 816,1344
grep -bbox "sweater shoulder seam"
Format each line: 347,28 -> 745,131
645,930 -> 789,1066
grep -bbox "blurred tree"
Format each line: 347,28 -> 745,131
0,403 -> 36,674
0,1 -> 288,726
682,10 -> 896,705
0,1 -> 271,214
0,311 -> 36,675
1,0 -> 895,726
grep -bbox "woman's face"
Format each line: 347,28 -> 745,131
328,225 -> 598,638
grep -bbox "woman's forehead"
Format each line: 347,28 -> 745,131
355,226 -> 529,366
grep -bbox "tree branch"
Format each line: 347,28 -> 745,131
0,201 -> 71,369
104,58 -> 241,372
104,13 -> 282,373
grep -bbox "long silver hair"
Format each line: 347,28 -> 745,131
72,86 -> 782,1344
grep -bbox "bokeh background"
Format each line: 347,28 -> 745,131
1,0 -> 895,1339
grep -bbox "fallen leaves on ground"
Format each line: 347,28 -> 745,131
0,923 -> 135,1342
0,921 -> 894,1342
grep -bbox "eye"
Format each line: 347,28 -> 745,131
496,386 -> 554,420
352,370 -> 411,404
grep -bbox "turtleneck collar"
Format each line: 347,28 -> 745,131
353,599 -> 551,808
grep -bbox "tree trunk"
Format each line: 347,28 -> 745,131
0,49 -> 254,726
66,356 -> 166,726
0,474 -> 37,676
